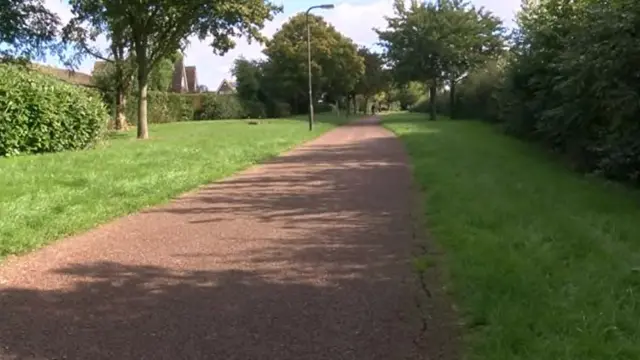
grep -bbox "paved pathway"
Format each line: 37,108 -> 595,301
0,117 -> 433,359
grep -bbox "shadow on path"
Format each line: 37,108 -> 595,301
0,121 -> 454,359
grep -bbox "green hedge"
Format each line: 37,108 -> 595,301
195,93 -> 249,120
125,92 -> 194,124
121,92 -> 293,124
0,64 -> 108,156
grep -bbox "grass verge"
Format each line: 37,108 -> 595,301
0,113 -> 346,259
384,112 -> 640,359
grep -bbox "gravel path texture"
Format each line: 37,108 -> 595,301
0,117 -> 456,360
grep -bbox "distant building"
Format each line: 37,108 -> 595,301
216,79 -> 236,94
33,64 -> 94,87
171,58 -> 199,93
89,57 -> 201,93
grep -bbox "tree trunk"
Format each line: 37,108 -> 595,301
346,96 -> 351,117
136,54 -> 149,139
114,89 -> 128,131
363,96 -> 369,114
429,83 -> 437,121
449,79 -> 456,119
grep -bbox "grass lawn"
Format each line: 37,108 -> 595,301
0,114 -> 346,259
384,112 -> 640,359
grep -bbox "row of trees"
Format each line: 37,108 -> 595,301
231,13 -> 392,118
1,0 -> 282,138
376,0 -> 640,184
377,0 -> 505,120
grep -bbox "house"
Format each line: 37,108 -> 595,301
33,64 -> 94,87
170,57 -> 199,93
216,79 -> 236,94
88,57 -> 201,92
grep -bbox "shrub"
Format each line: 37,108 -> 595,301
244,100 -> 267,118
273,101 -> 292,118
0,64 -> 108,156
125,92 -> 194,124
197,94 -> 248,120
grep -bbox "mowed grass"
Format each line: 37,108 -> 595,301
384,113 -> 640,359
0,114 -> 345,259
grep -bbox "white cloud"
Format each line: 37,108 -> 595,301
42,0 -> 520,89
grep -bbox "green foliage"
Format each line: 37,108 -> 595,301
486,0 -> 640,183
354,47 -> 390,99
268,101 -> 292,118
377,0 -> 504,119
0,115 -> 345,258
395,82 -> 424,110
0,64 -> 108,156
125,92 -> 194,124
143,56 -> 176,91
264,13 -> 364,106
0,0 -> 60,60
66,0 -> 282,138
232,57 -> 264,102
384,112 -> 640,360
197,94 -> 248,120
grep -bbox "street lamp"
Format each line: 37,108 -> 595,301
306,3 -> 334,131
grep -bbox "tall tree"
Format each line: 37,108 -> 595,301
99,0 -> 281,139
264,13 -> 364,114
232,57 -> 265,103
354,47 -> 389,114
0,0 -> 60,60
377,0 -> 446,120
63,0 -> 134,130
438,0 -> 504,118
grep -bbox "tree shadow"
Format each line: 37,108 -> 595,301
0,262 -> 420,359
0,122 -> 456,359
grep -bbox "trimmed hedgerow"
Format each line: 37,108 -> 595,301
0,64 -> 108,156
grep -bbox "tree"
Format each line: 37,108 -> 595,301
0,0 -> 60,61
264,13 -> 364,114
377,0 -> 503,120
98,0 -> 281,139
354,47 -> 389,114
232,57 -> 264,103
64,0 -> 135,130
377,0 -> 445,120
438,0 -> 504,118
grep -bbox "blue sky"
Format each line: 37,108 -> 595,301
43,0 -> 520,89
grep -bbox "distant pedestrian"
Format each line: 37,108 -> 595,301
371,104 -> 376,115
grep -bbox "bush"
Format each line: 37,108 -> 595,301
244,100 -> 267,118
315,102 -> 333,113
265,101 -> 291,118
125,92 -> 194,124
0,64 -> 108,156
197,94 -> 248,120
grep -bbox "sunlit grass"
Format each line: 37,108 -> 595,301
0,114 -> 345,258
384,112 -> 640,359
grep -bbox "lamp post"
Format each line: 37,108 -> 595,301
306,3 -> 334,131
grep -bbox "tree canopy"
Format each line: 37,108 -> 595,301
63,0 -> 281,138
0,0 -> 60,60
263,13 -> 364,110
377,0 -> 504,119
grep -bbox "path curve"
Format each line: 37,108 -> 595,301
0,117 -> 434,359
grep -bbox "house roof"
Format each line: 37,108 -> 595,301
92,61 -> 107,74
32,63 -> 94,87
217,79 -> 236,93
185,66 -> 197,92
171,57 -> 187,92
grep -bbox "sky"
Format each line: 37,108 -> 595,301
43,0 -> 521,89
